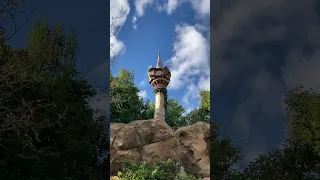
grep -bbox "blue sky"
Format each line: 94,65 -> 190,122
110,0 -> 210,113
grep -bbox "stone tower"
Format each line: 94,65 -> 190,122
148,51 -> 171,121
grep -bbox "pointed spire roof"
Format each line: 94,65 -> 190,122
156,50 -> 162,68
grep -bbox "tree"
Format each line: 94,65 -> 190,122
110,68 -> 145,123
285,87 -> 320,154
210,122 -> 242,180
240,144 -> 320,180
182,108 -> 210,125
142,98 -> 186,129
182,90 -> 210,125
0,21 -> 108,180
139,99 -> 155,120
237,86 -> 320,179
166,98 -> 186,129
200,90 -> 210,112
109,3 -> 129,115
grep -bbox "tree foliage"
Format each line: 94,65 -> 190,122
238,86 -> 320,179
110,68 -> 145,123
240,144 -> 320,180
182,90 -> 210,125
0,21 -> 108,180
210,122 -> 242,180
199,90 -> 210,112
285,87 -> 320,154
166,98 -> 187,129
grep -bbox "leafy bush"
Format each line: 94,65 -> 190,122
117,159 -> 201,180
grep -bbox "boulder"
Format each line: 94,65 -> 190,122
175,122 -> 210,177
110,119 -> 210,178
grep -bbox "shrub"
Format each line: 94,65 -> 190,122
117,159 -> 201,180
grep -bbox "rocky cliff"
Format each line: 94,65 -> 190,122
110,119 -> 210,178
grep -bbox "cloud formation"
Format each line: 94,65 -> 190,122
110,0 -> 130,57
212,0 -> 320,165
133,0 -> 210,29
132,0 -> 155,29
160,0 -> 210,16
168,24 -> 210,110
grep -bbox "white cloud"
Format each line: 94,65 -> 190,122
166,0 -> 179,15
132,16 -> 138,29
110,0 -> 130,57
198,76 -> 210,91
138,79 -> 147,87
160,0 -> 210,16
168,24 -> 210,111
134,0 -> 155,17
132,0 -> 155,28
133,0 -> 210,29
182,84 -> 200,111
168,24 -> 209,90
110,36 -> 125,58
190,0 -> 210,16
137,90 -> 148,99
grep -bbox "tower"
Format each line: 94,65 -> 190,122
148,51 -> 171,121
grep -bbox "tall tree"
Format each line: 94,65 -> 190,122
210,122 -> 242,180
0,21 -> 108,180
200,90 -> 210,112
166,98 -> 186,129
285,87 -> 320,154
110,68 -> 144,123
182,90 -> 210,125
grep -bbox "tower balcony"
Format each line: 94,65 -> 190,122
148,66 -> 171,89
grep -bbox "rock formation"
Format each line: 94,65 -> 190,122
110,119 -> 210,179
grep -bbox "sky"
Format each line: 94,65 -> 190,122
110,0 -> 210,113
211,0 -> 320,168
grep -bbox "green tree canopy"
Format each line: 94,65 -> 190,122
285,87 -> 320,153
200,90 -> 210,112
110,68 -> 145,123
240,144 -> 320,180
182,90 -> 210,125
0,21 -> 108,180
210,122 -> 242,180
166,98 -> 186,129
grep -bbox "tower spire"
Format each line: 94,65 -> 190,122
147,50 -> 171,122
156,50 -> 162,68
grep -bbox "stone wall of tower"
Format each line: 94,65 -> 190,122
154,91 -> 166,120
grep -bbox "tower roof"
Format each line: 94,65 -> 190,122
156,50 -> 162,68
